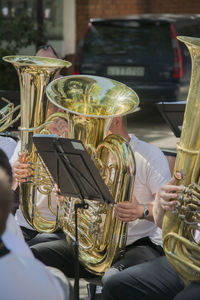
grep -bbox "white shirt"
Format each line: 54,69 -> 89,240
1,214 -> 65,300
126,134 -> 171,246
0,253 -> 65,300
2,214 -> 33,258
0,136 -> 17,159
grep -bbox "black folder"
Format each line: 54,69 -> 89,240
32,134 -> 114,204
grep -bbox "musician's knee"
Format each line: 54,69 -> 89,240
102,267 -> 120,285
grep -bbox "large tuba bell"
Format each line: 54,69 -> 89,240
46,75 -> 139,275
2,55 -> 71,232
162,36 -> 200,282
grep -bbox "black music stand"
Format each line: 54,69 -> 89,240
156,101 -> 186,137
32,134 -> 114,300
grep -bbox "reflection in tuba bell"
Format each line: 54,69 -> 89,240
2,55 -> 71,233
162,36 -> 200,282
46,75 -> 139,275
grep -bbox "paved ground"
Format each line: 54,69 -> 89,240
127,106 -> 179,151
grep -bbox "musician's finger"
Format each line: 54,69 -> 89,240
160,199 -> 177,210
160,191 -> 178,200
14,169 -> 30,177
14,162 -> 30,170
16,176 -> 29,183
19,153 -> 30,164
115,207 -> 136,219
116,202 -> 132,209
56,195 -> 65,207
163,184 -> 183,192
116,210 -> 130,217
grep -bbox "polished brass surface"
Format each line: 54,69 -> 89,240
3,55 -> 71,232
46,75 -> 139,118
46,75 -> 139,274
162,36 -> 200,282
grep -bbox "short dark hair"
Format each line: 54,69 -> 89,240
0,149 -> 12,184
0,181 -> 13,236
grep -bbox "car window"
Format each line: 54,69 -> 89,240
83,21 -> 172,59
175,22 -> 200,37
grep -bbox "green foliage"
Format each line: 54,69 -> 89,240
0,13 -> 39,90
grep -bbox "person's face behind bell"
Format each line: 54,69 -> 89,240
108,117 -> 122,135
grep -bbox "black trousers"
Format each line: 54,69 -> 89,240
31,238 -> 95,279
102,237 -> 164,285
31,236 -> 164,280
174,282 -> 200,300
102,256 -> 185,300
109,236 -> 164,270
21,226 -> 65,247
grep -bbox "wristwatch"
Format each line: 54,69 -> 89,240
143,204 -> 149,219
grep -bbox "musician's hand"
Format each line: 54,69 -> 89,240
53,184 -> 65,207
12,153 -> 31,183
48,118 -> 68,137
156,176 -> 183,211
115,194 -> 144,222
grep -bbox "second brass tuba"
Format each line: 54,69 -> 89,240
162,36 -> 200,282
3,55 -> 71,232
46,75 -> 139,275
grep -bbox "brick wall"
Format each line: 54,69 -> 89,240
149,0 -> 200,13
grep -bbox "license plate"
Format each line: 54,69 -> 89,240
107,66 -> 145,77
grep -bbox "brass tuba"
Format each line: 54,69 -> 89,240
2,55 -> 71,232
46,75 -> 139,275
162,36 -> 200,282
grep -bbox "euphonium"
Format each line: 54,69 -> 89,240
3,55 -> 71,232
46,75 -> 139,275
162,36 -> 200,282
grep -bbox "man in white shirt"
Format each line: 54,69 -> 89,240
100,116 -> 171,288
28,116 -> 171,288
